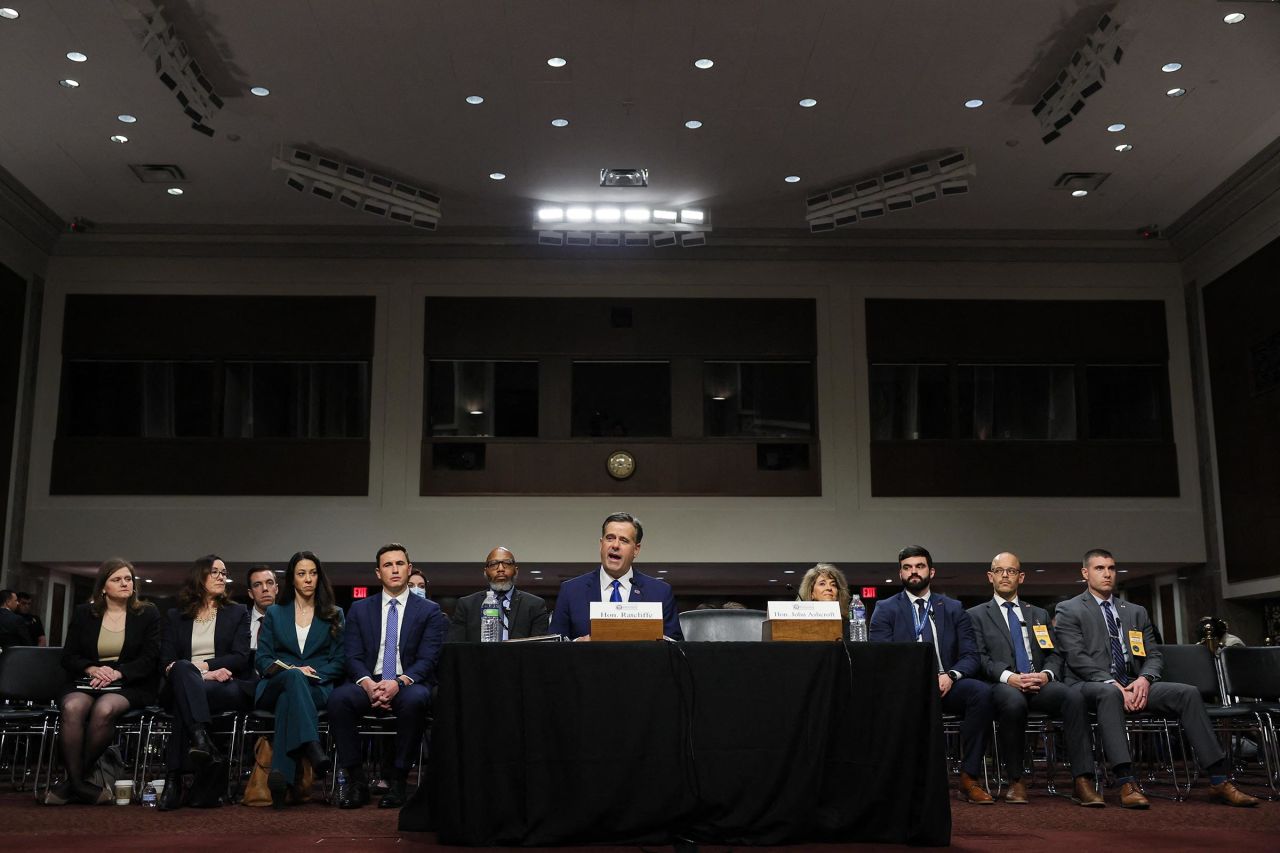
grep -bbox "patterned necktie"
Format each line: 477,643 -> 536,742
381,598 -> 399,682
609,579 -> 623,602
1101,600 -> 1128,686
1005,602 -> 1032,674
501,594 -> 511,641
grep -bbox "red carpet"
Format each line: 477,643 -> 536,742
2,784 -> 1276,850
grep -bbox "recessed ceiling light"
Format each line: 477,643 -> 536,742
652,209 -> 677,222
546,57 -> 566,67
964,98 -> 984,109
884,578 -> 893,583
465,95 -> 484,105
167,187 -> 184,196
550,118 -> 569,127
536,206 -> 564,223
1106,123 -> 1126,132
529,569 -> 541,574
1161,62 -> 1182,73
144,578 -> 153,583
623,207 -> 650,223
694,58 -> 714,69
784,175 -> 800,183
594,207 -> 621,223
109,135 -> 128,144
1223,12 -> 1245,25
117,114 -> 137,123
59,79 -> 79,88
684,119 -> 703,129
468,409 -> 484,415
66,51 -> 87,62
489,172 -> 506,180
0,7 -> 19,20
566,206 -> 592,223
658,569 -> 669,574
1114,143 -> 1133,152
1166,87 -> 1186,98
1071,189 -> 1088,197
798,98 -> 817,108
711,396 -> 726,401
769,579 -> 778,582
1034,568 -> 1046,573
1118,569 -> 1129,574
250,86 -> 270,97
783,569 -> 796,574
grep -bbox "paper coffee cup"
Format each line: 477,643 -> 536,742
148,779 -> 166,795
114,779 -> 134,805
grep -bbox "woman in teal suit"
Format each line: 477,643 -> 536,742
255,550 -> 345,808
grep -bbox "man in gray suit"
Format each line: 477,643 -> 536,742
1055,548 -> 1258,808
968,553 -> 1102,806
447,546 -> 550,642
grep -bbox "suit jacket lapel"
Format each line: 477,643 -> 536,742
508,591 -> 522,633
589,569 -> 603,603
1019,602 -> 1042,668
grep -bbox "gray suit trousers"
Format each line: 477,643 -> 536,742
1077,680 -> 1225,771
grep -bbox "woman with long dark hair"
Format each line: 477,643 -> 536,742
158,554 -> 252,810
47,558 -> 160,805
254,550 -> 344,808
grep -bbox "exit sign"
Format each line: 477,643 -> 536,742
861,586 -> 878,600
352,586 -> 368,599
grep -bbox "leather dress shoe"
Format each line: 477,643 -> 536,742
302,740 -> 333,775
958,772 -> 994,804
188,727 -> 221,768
1071,775 -> 1105,807
1208,779 -> 1259,807
73,780 -> 111,805
1004,779 -> 1028,804
157,771 -> 184,811
378,779 -> 407,809
1118,780 -> 1150,809
337,778 -> 370,809
267,770 -> 289,810
41,781 -> 74,806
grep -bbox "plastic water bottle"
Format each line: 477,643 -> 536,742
848,595 -> 867,642
480,590 -> 502,643
142,782 -> 158,807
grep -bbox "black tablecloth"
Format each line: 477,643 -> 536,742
400,642 -> 950,846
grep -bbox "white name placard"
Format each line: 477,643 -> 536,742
590,602 -> 663,621
767,600 -> 841,620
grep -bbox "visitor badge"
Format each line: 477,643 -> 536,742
1032,624 -> 1053,649
1128,630 -> 1147,657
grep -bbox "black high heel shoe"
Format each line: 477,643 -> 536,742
158,771 -> 184,811
267,770 -> 289,809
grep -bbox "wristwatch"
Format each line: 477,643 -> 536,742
947,670 -> 962,681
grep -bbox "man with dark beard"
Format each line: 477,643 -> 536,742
869,545 -> 995,804
447,547 -> 550,642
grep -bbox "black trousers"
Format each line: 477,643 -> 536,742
163,660 -> 250,771
327,681 -> 432,774
942,677 -> 994,778
991,679 -> 1094,779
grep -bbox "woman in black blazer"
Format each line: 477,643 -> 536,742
158,554 -> 252,810
48,558 -> 161,805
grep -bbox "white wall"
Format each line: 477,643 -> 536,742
21,252 -> 1205,569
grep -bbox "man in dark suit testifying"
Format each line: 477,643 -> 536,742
968,552 -> 1101,806
328,543 -> 448,809
447,546 -> 550,642
869,545 -> 994,804
1055,548 -> 1258,808
549,512 -> 682,641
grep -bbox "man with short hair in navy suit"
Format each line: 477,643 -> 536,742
328,542 -> 447,809
549,512 -> 682,641
869,545 -> 995,804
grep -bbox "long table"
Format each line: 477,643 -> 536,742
399,641 -> 950,846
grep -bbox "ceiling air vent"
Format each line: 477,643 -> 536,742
1053,172 -> 1109,192
600,168 -> 648,187
129,164 -> 187,183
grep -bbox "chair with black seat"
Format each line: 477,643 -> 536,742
678,609 -> 768,642
1156,643 -> 1261,795
0,646 -> 67,793
1220,646 -> 1280,798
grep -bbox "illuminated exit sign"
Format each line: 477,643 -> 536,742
352,586 -> 369,599
860,586 -> 878,600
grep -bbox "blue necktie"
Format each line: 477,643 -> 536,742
609,579 -> 623,602
1005,602 -> 1032,674
381,598 -> 399,682
1101,600 -> 1128,686
500,593 -> 510,641
915,598 -> 933,643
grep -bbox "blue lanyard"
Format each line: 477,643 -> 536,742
912,599 -> 933,639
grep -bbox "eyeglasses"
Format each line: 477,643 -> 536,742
989,568 -> 1023,577
209,570 -> 228,579
484,559 -> 516,569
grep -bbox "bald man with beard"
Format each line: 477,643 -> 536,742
447,547 -> 550,642
967,552 -> 1101,806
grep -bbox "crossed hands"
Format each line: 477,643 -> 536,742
362,677 -> 401,711
87,665 -> 122,688
1007,672 -> 1049,694
1117,676 -> 1150,712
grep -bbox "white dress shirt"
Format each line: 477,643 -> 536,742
993,596 -> 1053,683
905,590 -> 946,674
598,567 -> 634,602
250,607 -> 266,650
360,589 -> 410,684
